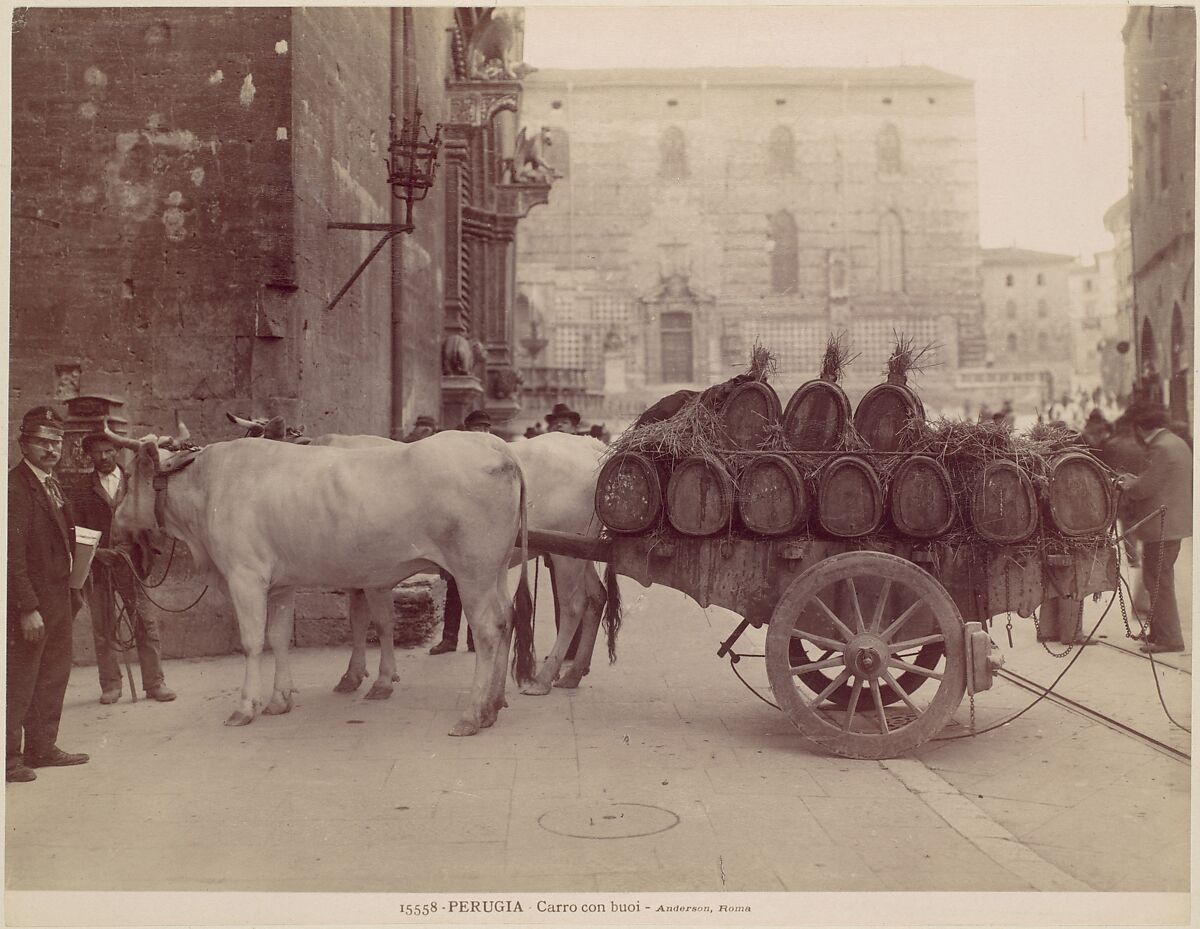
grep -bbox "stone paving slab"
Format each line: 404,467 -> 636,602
5,576 -> 1191,921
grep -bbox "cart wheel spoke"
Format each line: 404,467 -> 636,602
887,657 -> 944,681
878,596 -> 928,643
870,578 -> 892,632
790,629 -> 846,653
790,656 -> 846,675
869,679 -> 889,734
811,668 -> 853,707
889,633 -> 946,652
842,678 -> 865,731
845,577 -> 866,633
810,595 -> 856,642
880,669 -> 922,716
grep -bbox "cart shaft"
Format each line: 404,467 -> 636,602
525,528 -> 612,563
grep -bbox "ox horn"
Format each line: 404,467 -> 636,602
226,411 -> 257,429
102,420 -> 141,451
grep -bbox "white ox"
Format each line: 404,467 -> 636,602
108,427 -> 534,735
225,414 -> 621,698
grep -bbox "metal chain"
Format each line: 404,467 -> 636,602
969,692 -> 976,733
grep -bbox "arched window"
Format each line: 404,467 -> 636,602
1005,274 -> 1014,287
768,210 -> 798,294
1036,273 -> 1045,286
1140,316 -> 1158,376
876,123 -> 901,174
659,127 -> 688,179
878,211 -> 904,293
1006,333 -> 1018,354
1170,303 -> 1189,422
767,126 -> 794,175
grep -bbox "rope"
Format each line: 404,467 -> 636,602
116,549 -> 208,613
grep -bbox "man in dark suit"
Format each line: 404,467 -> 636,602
7,406 -> 89,782
69,432 -> 175,704
1116,402 -> 1193,654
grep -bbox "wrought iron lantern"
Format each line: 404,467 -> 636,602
387,106 -> 442,228
325,93 -> 443,311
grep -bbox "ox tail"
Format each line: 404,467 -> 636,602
510,464 -> 536,685
602,560 -> 623,664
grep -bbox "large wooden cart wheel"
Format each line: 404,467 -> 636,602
766,551 -> 966,759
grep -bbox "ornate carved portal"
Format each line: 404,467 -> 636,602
441,11 -> 554,431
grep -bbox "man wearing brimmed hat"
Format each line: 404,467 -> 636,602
545,402 -> 580,434
8,406 -> 89,782
1114,401 -> 1193,654
402,415 -> 437,443
70,432 -> 175,705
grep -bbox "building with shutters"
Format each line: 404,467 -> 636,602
514,66 -> 987,429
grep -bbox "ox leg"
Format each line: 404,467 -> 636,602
554,566 -> 605,689
449,578 -> 509,737
524,555 -> 585,696
224,573 -> 269,726
264,588 -> 298,715
335,590 -> 370,693
364,587 -> 398,700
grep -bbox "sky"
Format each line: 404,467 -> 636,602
522,4 -> 1131,261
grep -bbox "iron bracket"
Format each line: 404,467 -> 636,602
325,222 -> 414,311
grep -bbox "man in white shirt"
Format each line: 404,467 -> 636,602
70,432 -> 175,704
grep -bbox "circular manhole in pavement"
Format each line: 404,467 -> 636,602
537,802 -> 680,840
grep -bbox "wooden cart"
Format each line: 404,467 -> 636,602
526,527 -> 1118,760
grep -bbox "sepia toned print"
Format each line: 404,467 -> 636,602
5,5 -> 1191,927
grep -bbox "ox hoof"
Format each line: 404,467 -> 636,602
449,719 -> 480,737
333,673 -> 364,694
390,673 -> 401,683
224,710 -> 255,727
521,678 -> 553,696
263,692 -> 295,715
553,672 -> 588,689
364,681 -> 394,700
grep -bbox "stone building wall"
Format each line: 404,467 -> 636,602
1124,6 -> 1195,422
11,8 -> 470,662
515,67 -> 984,415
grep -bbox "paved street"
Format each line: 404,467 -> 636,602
5,571 -> 1191,925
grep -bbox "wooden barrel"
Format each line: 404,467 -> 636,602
853,382 -> 926,452
594,452 -> 662,534
666,456 -> 734,536
816,456 -> 884,538
737,453 -> 810,536
721,381 -> 781,450
1044,451 -> 1116,537
970,460 -> 1038,543
782,379 -> 852,451
890,455 -> 956,538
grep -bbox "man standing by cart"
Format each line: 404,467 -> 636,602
1116,401 -> 1192,654
70,432 -> 175,705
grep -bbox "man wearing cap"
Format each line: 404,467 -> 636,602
402,415 -> 437,444
7,406 -> 89,782
1114,401 -> 1193,654
69,432 -> 175,705
462,409 -> 492,434
546,403 -> 581,434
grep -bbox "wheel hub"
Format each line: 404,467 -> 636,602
845,635 -> 888,679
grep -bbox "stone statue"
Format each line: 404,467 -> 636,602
442,333 -> 476,377
467,9 -> 520,81
510,127 -> 560,184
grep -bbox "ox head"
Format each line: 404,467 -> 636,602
104,421 -> 198,577
226,411 -> 311,444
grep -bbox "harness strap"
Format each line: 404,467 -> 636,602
152,472 -> 170,531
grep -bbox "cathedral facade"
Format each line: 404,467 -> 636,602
515,66 -> 986,424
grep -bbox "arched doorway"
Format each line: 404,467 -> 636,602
660,311 -> 694,382
1169,303 -> 1189,423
